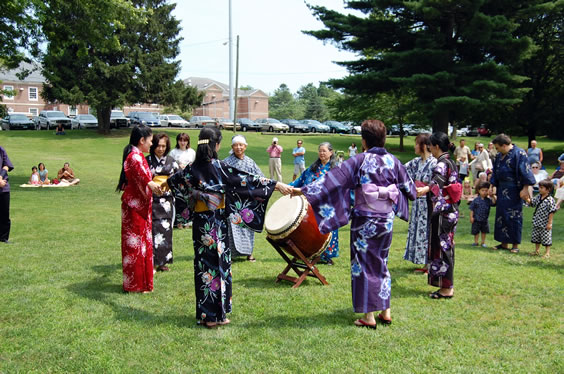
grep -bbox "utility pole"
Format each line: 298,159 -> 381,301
233,35 -> 239,133
228,0 -> 234,121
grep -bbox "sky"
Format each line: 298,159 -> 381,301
173,0 -> 358,95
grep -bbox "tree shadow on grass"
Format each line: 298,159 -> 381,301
240,308 -> 356,329
66,263 -> 198,329
238,275 -> 328,289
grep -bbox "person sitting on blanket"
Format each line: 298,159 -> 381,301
29,166 -> 40,185
57,162 -> 80,185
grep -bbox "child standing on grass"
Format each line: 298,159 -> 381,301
458,155 -> 469,183
29,166 -> 40,185
528,179 -> 557,258
469,181 -> 496,247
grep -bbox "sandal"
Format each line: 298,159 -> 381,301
377,313 -> 392,325
492,244 -> 506,250
429,291 -> 453,299
510,248 -> 519,253
247,256 -> 256,262
529,251 -> 540,256
542,253 -> 550,259
354,318 -> 376,329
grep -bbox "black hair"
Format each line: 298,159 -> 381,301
492,134 -> 512,146
116,125 -> 153,192
32,166 -> 37,171
38,162 -> 45,170
476,181 -> 491,193
150,133 -> 171,157
193,125 -> 222,166
430,132 -> 456,153
309,142 -> 337,172
538,179 -> 554,195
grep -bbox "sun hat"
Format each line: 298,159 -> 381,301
272,137 -> 279,142
558,153 -> 564,162
231,135 -> 247,145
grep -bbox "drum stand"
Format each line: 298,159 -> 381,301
267,237 -> 329,288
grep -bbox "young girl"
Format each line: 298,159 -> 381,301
528,179 -> 557,258
38,163 -> 49,185
29,166 -> 40,185
116,125 -> 162,293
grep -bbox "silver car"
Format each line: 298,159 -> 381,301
71,114 -> 98,129
255,118 -> 289,133
159,114 -> 189,128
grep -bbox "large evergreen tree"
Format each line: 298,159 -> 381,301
305,0 -> 535,134
0,0 -> 42,69
39,0 -> 184,133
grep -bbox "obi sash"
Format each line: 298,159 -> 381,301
354,184 -> 399,213
193,191 -> 225,212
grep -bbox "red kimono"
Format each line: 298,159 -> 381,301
121,146 -> 154,292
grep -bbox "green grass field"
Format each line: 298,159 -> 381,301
0,129 -> 562,373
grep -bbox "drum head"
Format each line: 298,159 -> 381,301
265,195 -> 306,235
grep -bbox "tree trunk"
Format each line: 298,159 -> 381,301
97,106 -> 111,135
433,111 -> 449,135
399,123 -> 404,152
527,124 -> 536,149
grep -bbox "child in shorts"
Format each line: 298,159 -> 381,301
469,181 -> 496,247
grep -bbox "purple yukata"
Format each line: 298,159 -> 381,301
302,147 -> 416,313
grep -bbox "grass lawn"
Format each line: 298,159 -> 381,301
0,129 -> 562,373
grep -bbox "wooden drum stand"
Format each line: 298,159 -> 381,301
267,237 -> 329,289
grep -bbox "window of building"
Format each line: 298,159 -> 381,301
3,85 -> 14,100
29,87 -> 38,101
29,108 -> 38,116
69,106 -> 77,116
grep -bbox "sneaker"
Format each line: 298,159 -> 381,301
471,243 -> 479,247
481,244 -> 487,248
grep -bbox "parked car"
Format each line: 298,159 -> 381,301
213,117 -> 240,130
237,118 -> 261,132
280,119 -> 309,133
323,120 -> 350,134
71,114 -> 98,129
388,124 -> 413,136
300,119 -> 329,133
130,112 -> 160,127
457,127 -> 470,137
1,113 -> 35,130
466,127 -> 479,137
255,118 -> 289,133
110,110 -> 129,128
477,124 -> 491,136
38,110 -> 72,130
189,116 -> 216,128
159,114 -> 189,128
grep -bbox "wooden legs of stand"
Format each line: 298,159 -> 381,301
267,237 -> 329,288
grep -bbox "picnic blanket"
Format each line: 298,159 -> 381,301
20,182 -> 76,188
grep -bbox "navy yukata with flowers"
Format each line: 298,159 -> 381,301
490,145 -> 535,245
290,162 -> 340,262
427,153 -> 459,289
167,159 -> 276,323
301,147 -> 416,313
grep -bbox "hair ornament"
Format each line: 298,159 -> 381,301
198,139 -> 210,145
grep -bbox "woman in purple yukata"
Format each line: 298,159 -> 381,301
292,120 -> 416,329
416,132 -> 460,299
167,126 -> 292,328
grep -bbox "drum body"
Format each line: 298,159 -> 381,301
265,195 -> 331,259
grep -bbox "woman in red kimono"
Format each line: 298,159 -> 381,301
116,125 -> 163,293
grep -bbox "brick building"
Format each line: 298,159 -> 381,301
184,77 -> 268,120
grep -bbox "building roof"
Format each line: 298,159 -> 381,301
0,62 -> 45,84
183,77 -> 267,97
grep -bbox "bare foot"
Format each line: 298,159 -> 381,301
542,253 -> 550,259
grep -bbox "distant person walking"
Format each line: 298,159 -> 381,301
266,137 -> 283,181
527,140 -> 543,166
292,139 -> 306,181
348,142 -> 358,157
0,146 -> 14,244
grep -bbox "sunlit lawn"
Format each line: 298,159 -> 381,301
0,128 -> 562,373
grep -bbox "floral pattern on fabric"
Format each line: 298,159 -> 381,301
290,162 -> 340,262
146,154 -> 179,266
121,146 -> 154,292
167,159 -> 276,323
301,148 -> 416,313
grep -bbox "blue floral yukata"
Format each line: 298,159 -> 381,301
290,161 -> 340,262
223,154 -> 265,257
427,153 -> 459,289
490,145 -> 535,245
404,156 -> 437,265
168,159 -> 276,323
301,147 -> 416,313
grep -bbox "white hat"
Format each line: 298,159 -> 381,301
272,137 -> 279,142
231,135 -> 247,145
